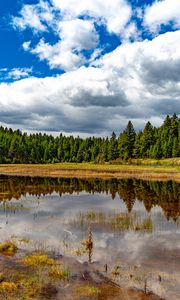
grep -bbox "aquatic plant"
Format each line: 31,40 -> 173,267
71,211 -> 154,232
81,226 -> 93,263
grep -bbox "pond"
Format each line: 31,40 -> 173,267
0,176 -> 179,300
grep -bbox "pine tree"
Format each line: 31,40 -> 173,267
108,132 -> 118,161
118,121 -> 136,159
140,121 -> 155,158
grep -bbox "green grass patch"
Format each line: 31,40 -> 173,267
75,285 -> 100,296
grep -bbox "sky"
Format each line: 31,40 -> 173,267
0,0 -> 180,136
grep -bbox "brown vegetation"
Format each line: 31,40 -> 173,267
0,249 -> 166,300
0,162 -> 180,182
0,241 -> 17,256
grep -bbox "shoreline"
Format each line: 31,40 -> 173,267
0,163 -> 180,182
0,245 -> 166,300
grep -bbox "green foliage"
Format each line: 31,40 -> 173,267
118,121 -> 136,159
0,115 -> 180,163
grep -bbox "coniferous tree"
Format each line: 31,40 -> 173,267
108,132 -> 118,161
118,121 -> 136,159
140,121 -> 155,158
0,115 -> 179,163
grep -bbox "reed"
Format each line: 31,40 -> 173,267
71,210 -> 154,232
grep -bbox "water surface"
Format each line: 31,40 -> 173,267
0,176 -> 179,299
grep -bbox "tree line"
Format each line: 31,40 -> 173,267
0,114 -> 179,163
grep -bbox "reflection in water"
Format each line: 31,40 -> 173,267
0,176 -> 179,300
0,176 -> 179,220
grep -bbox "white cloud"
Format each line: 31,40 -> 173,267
12,0 -> 132,71
52,0 -> 132,35
96,30 -> 180,106
25,19 -> 99,71
144,0 -> 180,32
121,22 -> 139,42
8,68 -> 33,80
12,0 -> 54,33
0,30 -> 180,135
58,19 -> 98,50
22,41 -> 31,51
0,68 -> 33,81
2,0 -> 180,135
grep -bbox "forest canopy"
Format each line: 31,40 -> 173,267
0,114 -> 180,164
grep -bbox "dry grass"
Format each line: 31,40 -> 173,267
21,252 -> 55,267
0,248 -> 167,300
0,282 -> 18,293
0,250 -> 72,299
0,241 -> 17,256
0,162 -> 180,182
49,265 -> 71,280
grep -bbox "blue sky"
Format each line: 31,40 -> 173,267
0,0 -> 180,136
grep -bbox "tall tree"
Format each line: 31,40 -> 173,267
118,121 -> 136,159
140,121 -> 154,158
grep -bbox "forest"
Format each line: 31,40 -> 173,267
0,114 -> 180,163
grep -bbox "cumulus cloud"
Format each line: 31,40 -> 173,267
12,0 -> 133,71
26,19 -> 99,71
12,0 -> 54,33
0,67 -> 130,134
1,0 -> 180,135
0,29 -> 180,135
144,0 -> 180,33
121,22 -> 139,42
51,0 -> 132,35
95,30 -> 180,104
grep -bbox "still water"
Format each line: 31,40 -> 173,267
0,176 -> 179,299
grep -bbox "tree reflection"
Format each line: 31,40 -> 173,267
0,176 -> 179,221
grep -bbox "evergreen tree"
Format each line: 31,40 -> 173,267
140,121 -> 154,158
118,121 -> 136,159
0,114 -> 179,164
108,132 -> 118,161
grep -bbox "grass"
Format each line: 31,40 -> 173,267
0,242 -> 171,300
0,282 -> 18,293
21,252 -> 56,267
75,285 -> 100,296
49,265 -> 71,280
0,249 -> 73,299
71,211 -> 153,232
0,160 -> 180,181
0,241 -> 17,256
20,275 -> 40,297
